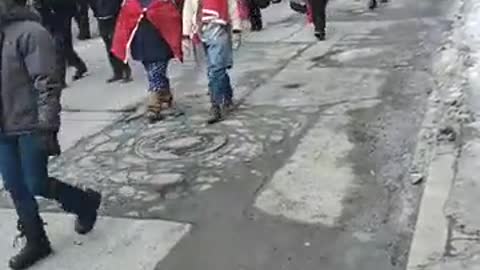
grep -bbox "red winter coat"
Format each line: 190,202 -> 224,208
111,0 -> 183,62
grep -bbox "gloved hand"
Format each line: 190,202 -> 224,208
38,131 -> 61,157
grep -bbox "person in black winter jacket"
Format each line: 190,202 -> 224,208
91,0 -> 132,83
33,0 -> 88,87
0,1 -> 102,269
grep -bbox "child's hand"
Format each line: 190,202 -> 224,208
182,37 -> 191,50
232,31 -> 242,50
182,37 -> 191,57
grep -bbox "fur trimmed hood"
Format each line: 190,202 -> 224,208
0,1 -> 40,28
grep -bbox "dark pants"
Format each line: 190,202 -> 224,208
98,18 -> 130,76
74,1 -> 91,38
308,0 -> 328,33
0,134 -> 86,227
247,0 -> 262,28
44,14 -> 87,84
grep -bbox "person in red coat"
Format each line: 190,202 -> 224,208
112,0 -> 183,122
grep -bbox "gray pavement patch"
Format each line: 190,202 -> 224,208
246,67 -> 383,107
10,106 -> 312,217
255,114 -> 356,226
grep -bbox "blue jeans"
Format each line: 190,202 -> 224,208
202,25 -> 234,106
0,134 -> 87,227
0,134 -> 49,224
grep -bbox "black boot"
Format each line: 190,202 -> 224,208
224,98 -> 234,113
122,65 -> 133,83
207,105 -> 224,124
369,0 -> 377,10
106,74 -> 123,83
72,65 -> 88,81
9,216 -> 52,270
74,189 -> 102,235
251,18 -> 263,31
314,31 -> 326,41
47,178 -> 102,235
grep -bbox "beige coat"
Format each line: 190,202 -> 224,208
182,0 -> 241,38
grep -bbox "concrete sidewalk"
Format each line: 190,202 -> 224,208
407,0 -> 480,269
58,2 -> 316,151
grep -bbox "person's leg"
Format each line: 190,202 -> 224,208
0,135 -> 51,270
99,18 -> 132,83
98,18 -> 123,82
143,61 -> 172,122
74,1 -> 91,40
203,26 -> 234,123
62,15 -> 88,80
0,135 -> 41,231
247,0 -> 263,31
47,21 -> 68,88
18,134 -> 102,235
308,0 -> 328,40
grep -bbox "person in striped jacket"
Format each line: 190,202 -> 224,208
183,0 -> 242,124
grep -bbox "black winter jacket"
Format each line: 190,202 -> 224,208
0,5 -> 61,135
91,0 -> 123,19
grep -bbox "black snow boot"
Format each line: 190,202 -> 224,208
74,189 -> 102,235
314,31 -> 326,41
122,65 -> 133,83
207,105 -> 224,124
72,64 -> 88,81
47,177 -> 102,235
369,0 -> 377,10
251,17 -> 263,31
9,216 -> 52,270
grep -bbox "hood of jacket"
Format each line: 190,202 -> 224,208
0,1 -> 40,28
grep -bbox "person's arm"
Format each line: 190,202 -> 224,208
182,0 -> 195,38
19,24 -> 62,132
229,0 -> 242,32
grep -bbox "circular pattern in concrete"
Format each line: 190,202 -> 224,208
135,129 -> 228,161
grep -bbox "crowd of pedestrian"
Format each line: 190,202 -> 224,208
0,0 -> 391,269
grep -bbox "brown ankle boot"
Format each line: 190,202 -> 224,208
145,90 -> 173,122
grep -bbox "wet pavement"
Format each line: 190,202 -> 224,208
0,0 -> 456,269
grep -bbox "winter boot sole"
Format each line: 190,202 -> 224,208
9,245 -> 52,270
